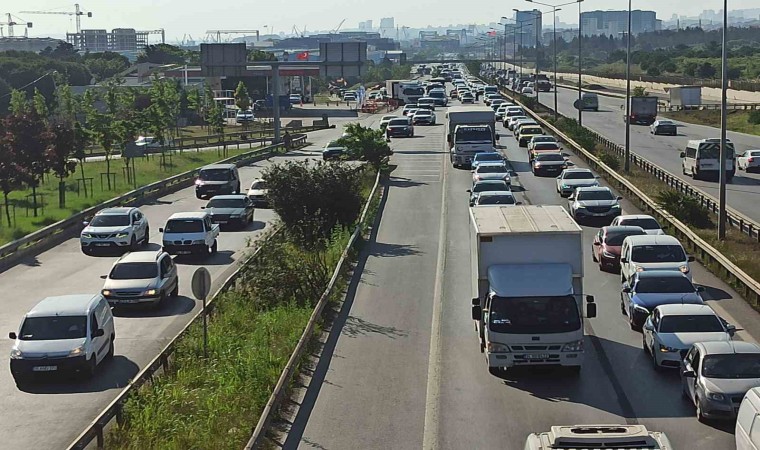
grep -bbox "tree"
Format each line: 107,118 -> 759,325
696,62 -> 717,78
263,161 -> 363,247
46,122 -> 80,208
632,86 -> 648,97
337,123 -> 393,170
6,110 -> 50,217
646,66 -> 661,76
9,89 -> 30,115
234,81 -> 251,131
0,119 -> 24,226
137,44 -> 187,65
33,88 -> 49,119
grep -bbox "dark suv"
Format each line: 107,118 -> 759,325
195,164 -> 241,199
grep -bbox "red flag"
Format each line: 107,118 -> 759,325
296,51 -> 309,60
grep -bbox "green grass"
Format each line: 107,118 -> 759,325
0,144 -> 267,246
662,109 -> 760,137
103,168 -> 380,449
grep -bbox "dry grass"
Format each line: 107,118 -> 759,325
662,109 -> 760,137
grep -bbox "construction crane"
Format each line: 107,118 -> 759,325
19,3 -> 91,34
1,13 -> 32,38
138,28 -> 165,44
205,29 -> 260,43
331,19 -> 345,34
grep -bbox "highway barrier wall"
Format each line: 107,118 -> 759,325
0,135 -> 309,274
500,88 -> 760,310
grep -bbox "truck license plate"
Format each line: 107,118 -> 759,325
33,366 -> 57,372
524,354 -> 550,360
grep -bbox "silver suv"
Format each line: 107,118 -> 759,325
81,207 -> 150,255
101,251 -> 179,309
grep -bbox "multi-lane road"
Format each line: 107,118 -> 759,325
0,117 -> 367,449
536,85 -> 760,224
285,100 -> 760,449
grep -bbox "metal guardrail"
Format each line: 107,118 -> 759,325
658,103 -> 760,112
501,89 -> 760,309
0,135 -> 308,272
244,170 -> 383,450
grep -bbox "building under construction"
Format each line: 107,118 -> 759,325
66,28 -> 164,53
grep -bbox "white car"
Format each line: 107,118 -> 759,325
737,149 -> 760,173
643,304 -> 734,370
610,214 -> 665,236
555,168 -> 599,197
379,115 -> 397,131
235,110 -> 254,124
472,162 -> 511,185
521,86 -> 535,95
473,190 -> 520,206
620,235 -> 694,284
80,207 -> 150,255
246,179 -> 269,207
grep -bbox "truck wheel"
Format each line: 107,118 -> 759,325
211,240 -> 218,254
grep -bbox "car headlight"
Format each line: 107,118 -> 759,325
68,346 -> 85,357
102,289 -> 112,296
115,232 -> 129,238
611,204 -> 621,209
487,342 -> 510,353
195,179 -> 204,186
707,392 -> 725,402
192,240 -> 206,245
562,340 -> 584,352
636,265 -> 645,272
659,344 -> 679,353
679,265 -> 690,274
142,289 -> 158,296
81,233 -> 93,238
230,214 -> 241,218
162,241 -> 171,247
602,250 -> 616,258
633,305 -> 649,314
10,348 -> 23,359
561,183 -> 570,189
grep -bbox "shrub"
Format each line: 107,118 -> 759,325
337,123 -> 393,169
598,151 -> 621,171
655,190 -> 712,228
748,108 -> 760,125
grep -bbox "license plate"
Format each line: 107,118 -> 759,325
217,221 -> 227,224
593,213 -> 607,217
94,243 -> 111,247
113,299 -> 137,304
523,354 -> 550,360
176,250 -> 191,255
33,366 -> 57,372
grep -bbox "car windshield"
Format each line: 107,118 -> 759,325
164,219 -> 204,233
488,296 -> 581,334
478,194 -> 515,205
19,316 -> 88,341
522,128 -> 542,135
250,181 -> 267,190
658,315 -> 724,333
199,169 -> 231,181
536,153 -> 565,162
456,127 -> 491,142
109,262 -> 158,280
389,119 -> 408,126
631,245 -> 686,263
577,190 -> 615,201
657,121 -> 674,125
619,218 -> 661,230
477,165 -> 507,174
635,276 -> 694,293
429,91 -> 445,98
90,214 -> 130,227
382,116 -> 395,121
605,229 -> 645,246
415,111 -> 431,116
702,354 -> 760,379
326,141 -> 343,148
473,182 -> 508,193
563,171 -> 595,180
207,198 -> 246,208
533,136 -> 556,143
475,153 -> 502,162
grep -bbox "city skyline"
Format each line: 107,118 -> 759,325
12,0 -> 760,42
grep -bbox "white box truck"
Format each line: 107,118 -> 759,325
469,205 -> 597,374
445,106 -> 496,168
668,85 -> 702,109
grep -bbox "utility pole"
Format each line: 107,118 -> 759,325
718,0 -> 729,239
624,0 -> 632,172
578,0 -> 584,126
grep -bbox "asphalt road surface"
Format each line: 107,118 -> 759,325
537,85 -> 760,224
290,101 -> 758,449
0,117 -> 368,450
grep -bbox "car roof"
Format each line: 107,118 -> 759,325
27,294 -> 101,318
476,162 -> 507,167
97,207 -> 134,215
479,190 -> 514,196
575,186 -> 611,192
697,341 -> 760,355
168,212 -> 208,220
563,168 -> 593,174
617,214 -> 657,221
603,225 -> 646,234
474,179 -> 508,186
655,304 -> 716,316
201,163 -> 236,170
117,250 -> 163,264
208,194 -> 248,200
635,270 -> 691,279
624,234 -> 681,246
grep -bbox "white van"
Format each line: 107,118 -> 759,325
681,138 -> 735,181
619,235 -> 694,283
9,294 -> 115,385
737,387 -> 760,450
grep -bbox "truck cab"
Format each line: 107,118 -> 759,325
470,205 -> 596,375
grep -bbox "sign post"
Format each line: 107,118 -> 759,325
191,267 -> 212,358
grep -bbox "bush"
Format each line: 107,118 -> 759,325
555,117 -> 596,151
655,190 -> 712,228
748,109 -> 760,125
598,151 -> 621,171
337,123 -> 393,169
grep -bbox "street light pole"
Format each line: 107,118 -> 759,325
718,0 -> 728,239
578,0 -> 583,126
553,8 -> 558,121
624,0 -> 632,173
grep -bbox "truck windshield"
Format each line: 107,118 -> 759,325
20,316 -> 88,340
488,296 -> 581,334
165,219 -> 204,233
403,87 -> 425,96
456,127 -> 491,142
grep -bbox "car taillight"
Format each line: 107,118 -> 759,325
750,157 -> 755,162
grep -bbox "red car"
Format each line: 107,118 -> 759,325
591,226 -> 647,271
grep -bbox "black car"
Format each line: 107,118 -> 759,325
650,120 -> 678,136
195,164 -> 241,199
386,118 -> 414,138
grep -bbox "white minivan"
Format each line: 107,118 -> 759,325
737,387 -> 760,450
681,138 -> 735,181
619,235 -> 694,283
9,294 -> 115,385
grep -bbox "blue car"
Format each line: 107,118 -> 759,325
620,270 -> 704,330
471,152 -> 504,170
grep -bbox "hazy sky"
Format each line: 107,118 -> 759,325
17,0 -> 760,42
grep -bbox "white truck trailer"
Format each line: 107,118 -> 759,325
469,205 -> 597,374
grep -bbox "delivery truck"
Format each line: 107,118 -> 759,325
624,96 -> 658,125
386,80 -> 425,105
446,106 -> 496,168
469,205 -> 597,375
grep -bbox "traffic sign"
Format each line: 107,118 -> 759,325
191,267 -> 211,300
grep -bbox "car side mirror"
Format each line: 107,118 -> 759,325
515,201 -> 523,205
643,322 -> 654,331
593,241 -> 601,246
93,328 -> 105,338
682,369 -> 695,378
696,286 -> 705,293
158,227 -> 164,233
568,196 -> 575,201
100,275 -> 107,279
466,189 -> 472,193
680,152 -> 686,158
688,255 -> 695,262
617,196 -> 623,200
727,324 -> 737,336
471,298 -> 482,320
9,332 -> 17,339
446,135 -> 451,143
200,206 -> 206,209
586,302 -> 597,319
82,221 -> 89,227
620,257 -> 628,263
622,286 -> 631,293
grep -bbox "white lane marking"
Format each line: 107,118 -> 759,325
422,139 -> 448,450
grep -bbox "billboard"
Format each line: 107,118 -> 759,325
319,42 -> 367,78
201,43 -> 247,77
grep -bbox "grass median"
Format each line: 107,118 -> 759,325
0,144 -> 267,247
104,169 -> 379,449
661,109 -> 760,137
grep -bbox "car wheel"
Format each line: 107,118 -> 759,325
488,366 -> 503,376
591,247 -> 598,262
171,280 -> 179,298
130,235 -> 138,251
106,336 -> 115,360
86,356 -> 97,378
651,345 -> 663,372
696,397 -> 707,422
143,227 -> 150,245
211,239 -> 218,254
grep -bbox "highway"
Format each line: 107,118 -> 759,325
287,100 -> 760,449
536,85 -> 760,224
0,118 -> 364,449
